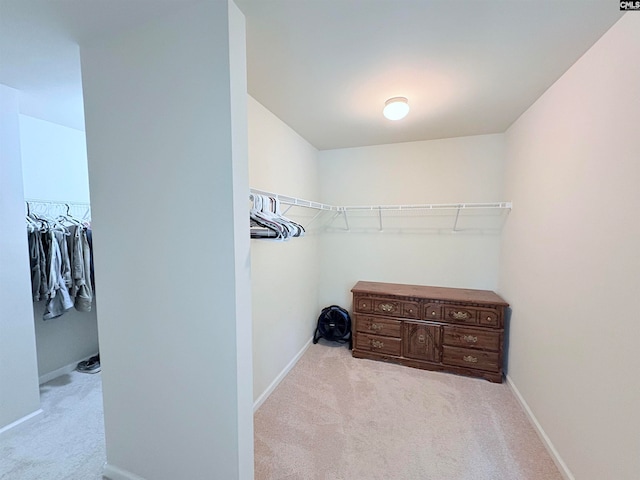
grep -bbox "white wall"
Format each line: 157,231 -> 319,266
18,114 -> 98,381
0,84 -> 41,430
318,134 -> 506,308
248,95 -> 321,405
31,301 -> 98,382
81,2 -> 253,479
19,114 -> 90,202
500,14 -> 640,480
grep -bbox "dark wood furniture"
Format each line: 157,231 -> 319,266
351,281 -> 509,383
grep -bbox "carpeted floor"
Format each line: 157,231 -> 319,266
254,342 -> 563,480
0,371 -> 106,480
1,344 -> 563,480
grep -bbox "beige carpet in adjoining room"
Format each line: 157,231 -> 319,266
254,342 -> 563,480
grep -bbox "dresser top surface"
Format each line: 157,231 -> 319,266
351,281 -> 509,306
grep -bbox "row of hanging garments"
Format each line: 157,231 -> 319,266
26,203 -> 95,320
249,193 -> 305,240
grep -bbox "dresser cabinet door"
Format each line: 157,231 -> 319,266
403,322 -> 441,363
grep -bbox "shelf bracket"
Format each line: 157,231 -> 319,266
305,210 -> 324,228
342,209 -> 350,231
452,205 -> 462,232
327,210 -> 342,228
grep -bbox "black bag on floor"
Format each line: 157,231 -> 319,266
313,305 -> 352,349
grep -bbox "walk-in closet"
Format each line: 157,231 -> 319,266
0,95 -> 104,477
1,2 -> 638,480
22,120 -> 99,385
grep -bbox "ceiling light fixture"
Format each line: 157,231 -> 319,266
383,97 -> 410,120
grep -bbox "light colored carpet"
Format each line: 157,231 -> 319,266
0,371 -> 106,480
254,342 -> 563,480
2,344 -> 563,480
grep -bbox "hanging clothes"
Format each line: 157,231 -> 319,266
71,225 -> 93,312
29,229 -> 47,301
43,230 -> 74,320
26,206 -> 95,320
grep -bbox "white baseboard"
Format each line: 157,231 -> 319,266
506,374 -> 574,480
103,463 -> 147,480
0,409 -> 43,435
253,337 -> 313,413
39,353 -> 98,384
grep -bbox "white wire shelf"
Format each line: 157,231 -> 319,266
250,188 -> 512,234
339,202 -> 512,211
250,188 -> 336,212
25,198 -> 92,220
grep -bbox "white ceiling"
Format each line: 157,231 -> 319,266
0,0 -> 201,130
0,1 -> 623,149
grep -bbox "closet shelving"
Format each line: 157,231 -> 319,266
25,199 -> 91,221
250,188 -> 336,212
250,188 -> 337,237
249,188 -> 512,234
338,202 -> 513,232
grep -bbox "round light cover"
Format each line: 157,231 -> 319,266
383,97 -> 410,120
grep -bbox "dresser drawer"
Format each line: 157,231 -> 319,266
423,303 -> 442,320
355,315 -> 402,338
478,309 -> 501,327
371,299 -> 419,318
443,326 -> 500,351
354,296 -> 374,313
402,302 -> 420,319
356,333 -> 402,356
373,299 -> 401,316
442,346 -> 500,372
443,306 -> 478,325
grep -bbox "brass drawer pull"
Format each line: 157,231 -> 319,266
463,355 -> 478,363
360,302 -> 368,309
370,323 -> 382,331
462,335 -> 478,343
371,339 -> 384,349
452,311 -> 470,320
418,334 -> 425,343
379,303 -> 395,312
431,311 -> 436,316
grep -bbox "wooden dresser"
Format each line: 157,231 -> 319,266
351,281 -> 509,383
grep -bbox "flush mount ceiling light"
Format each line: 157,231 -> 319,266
383,97 -> 410,120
